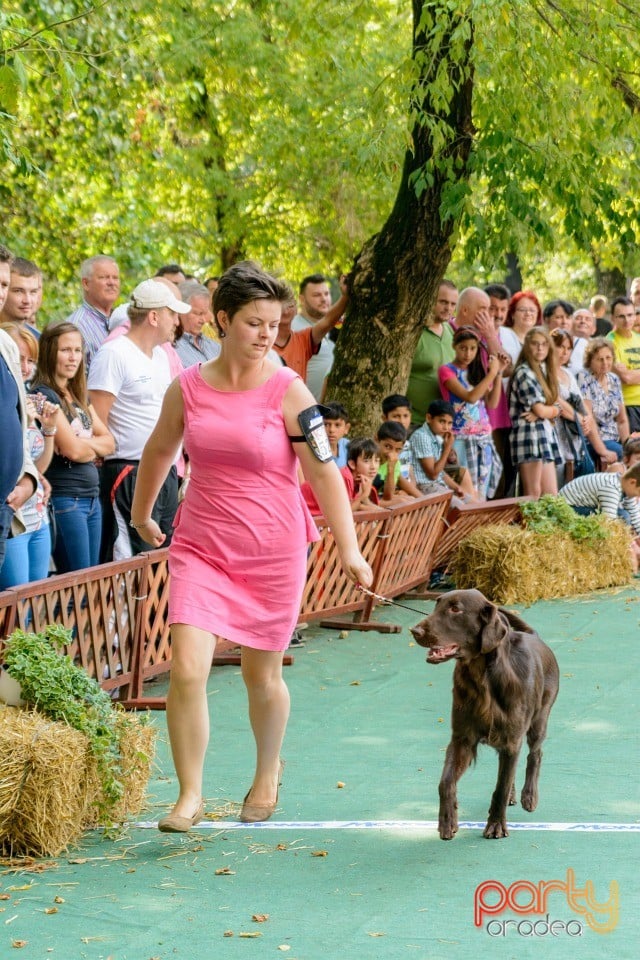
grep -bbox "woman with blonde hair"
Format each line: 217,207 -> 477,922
578,338 -> 630,461
508,327 -> 563,496
550,327 -> 616,483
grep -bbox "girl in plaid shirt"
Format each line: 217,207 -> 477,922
509,328 -> 563,496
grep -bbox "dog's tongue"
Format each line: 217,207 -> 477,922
427,644 -> 458,663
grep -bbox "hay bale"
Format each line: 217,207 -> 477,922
0,704 -> 93,857
450,519 -> 633,605
0,705 -> 156,857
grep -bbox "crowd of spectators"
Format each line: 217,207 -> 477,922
1,242 -> 640,588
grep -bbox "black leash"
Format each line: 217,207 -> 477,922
355,583 -> 434,617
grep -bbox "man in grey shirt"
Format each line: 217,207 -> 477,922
175,283 -> 221,368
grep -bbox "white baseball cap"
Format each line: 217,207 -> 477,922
130,279 -> 190,314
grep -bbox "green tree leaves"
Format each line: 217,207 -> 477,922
1,0 -> 639,317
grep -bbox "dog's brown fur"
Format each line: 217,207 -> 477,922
411,589 -> 559,840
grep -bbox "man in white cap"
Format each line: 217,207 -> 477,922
88,279 -> 190,560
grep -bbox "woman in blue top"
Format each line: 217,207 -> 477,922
438,326 -> 507,498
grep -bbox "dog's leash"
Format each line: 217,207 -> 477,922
355,583 -> 433,617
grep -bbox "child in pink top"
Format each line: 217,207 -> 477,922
438,326 -> 508,498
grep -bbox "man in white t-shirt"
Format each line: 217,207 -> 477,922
568,308 -> 596,376
88,279 -> 190,560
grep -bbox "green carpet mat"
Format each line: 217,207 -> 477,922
1,586 -> 637,959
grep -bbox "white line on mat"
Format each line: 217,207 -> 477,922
131,820 -> 640,832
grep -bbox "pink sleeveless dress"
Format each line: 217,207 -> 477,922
168,364 -> 319,650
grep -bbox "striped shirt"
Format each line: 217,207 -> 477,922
559,473 -> 640,535
66,301 -> 111,370
174,332 -> 221,368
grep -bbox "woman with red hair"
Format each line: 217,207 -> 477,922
499,290 -> 543,372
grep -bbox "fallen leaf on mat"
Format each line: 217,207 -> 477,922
215,867 -> 235,876
276,844 -> 287,851
311,850 -> 328,857
252,914 -> 269,923
223,931 -> 234,937
0,895 -> 10,901
368,932 -> 385,937
53,897 -> 65,904
238,932 -> 262,938
11,942 -> 27,949
278,946 -> 291,952
336,781 -> 345,789
44,907 -> 58,915
7,884 -> 34,892
349,680 -> 360,686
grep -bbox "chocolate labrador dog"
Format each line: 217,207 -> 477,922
411,589 -> 559,840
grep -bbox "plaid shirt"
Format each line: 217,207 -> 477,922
509,364 -> 562,465
409,423 -> 447,485
456,434 -> 502,499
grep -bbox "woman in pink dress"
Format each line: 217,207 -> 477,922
132,262 -> 372,832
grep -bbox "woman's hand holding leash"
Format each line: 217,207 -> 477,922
342,549 -> 373,588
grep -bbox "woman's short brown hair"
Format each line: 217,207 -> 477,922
583,337 -> 614,370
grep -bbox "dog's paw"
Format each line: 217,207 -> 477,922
483,819 -> 509,839
521,787 -> 538,812
508,785 -> 517,806
438,817 -> 458,840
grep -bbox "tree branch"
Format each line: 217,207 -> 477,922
4,3 -> 107,56
612,74 -> 640,113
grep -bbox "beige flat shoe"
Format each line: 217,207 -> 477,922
239,759 -> 285,823
158,799 -> 205,833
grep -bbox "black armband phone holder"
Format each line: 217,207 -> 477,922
289,404 -> 333,462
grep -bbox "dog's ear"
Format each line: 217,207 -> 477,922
479,601 -> 508,654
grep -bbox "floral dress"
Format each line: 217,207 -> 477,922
577,370 -> 623,443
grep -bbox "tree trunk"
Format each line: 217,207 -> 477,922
326,2 -> 475,434
504,253 -> 522,295
593,263 -> 627,300
193,73 -> 247,271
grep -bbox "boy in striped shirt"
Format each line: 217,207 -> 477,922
559,463 -> 640,571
